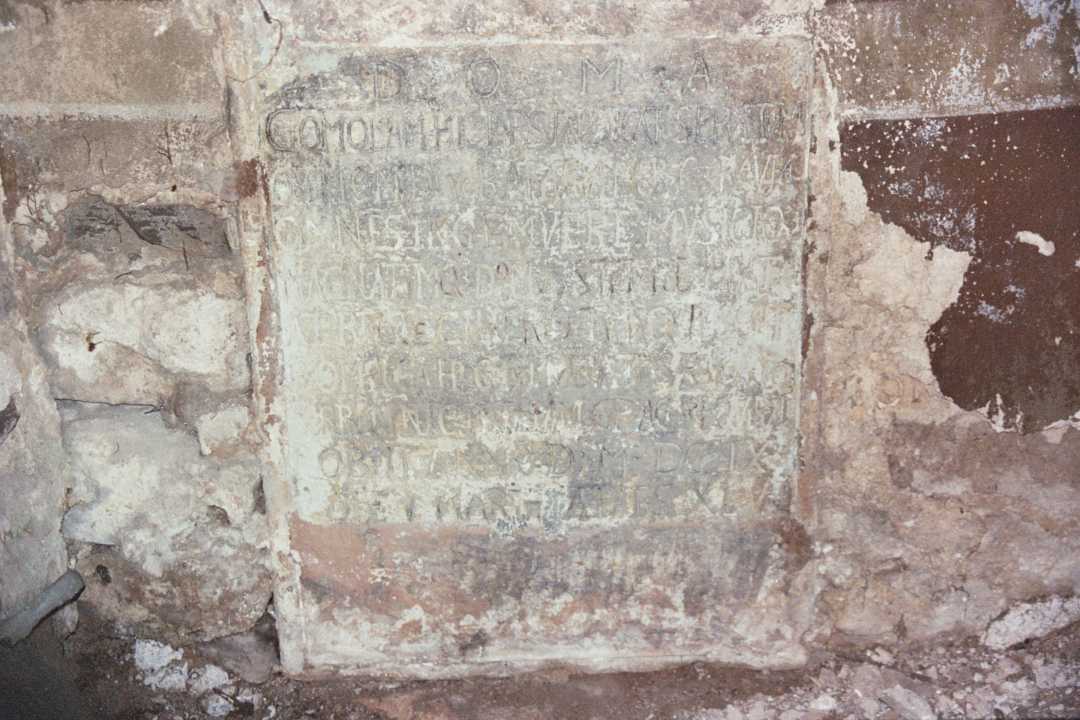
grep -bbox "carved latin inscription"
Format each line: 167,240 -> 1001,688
267,41 -> 807,531
264,38 -> 811,674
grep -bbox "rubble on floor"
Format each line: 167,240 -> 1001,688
55,609 -> 1080,720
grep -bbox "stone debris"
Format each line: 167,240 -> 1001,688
201,692 -> 236,717
880,684 -> 936,720
189,664 -> 230,695
60,612 -> 1080,720
199,622 -> 278,685
982,595 -> 1080,650
133,639 -> 188,692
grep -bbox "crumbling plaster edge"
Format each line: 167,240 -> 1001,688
209,4 -> 305,676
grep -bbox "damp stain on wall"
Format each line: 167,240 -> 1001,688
840,106 -> 1080,433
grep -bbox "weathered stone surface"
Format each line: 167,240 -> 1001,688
0,327 -> 68,627
0,0 -> 1076,692
0,120 -> 233,219
0,0 -> 219,115
0,181 -> 70,626
801,60 -> 1080,652
61,403 -> 270,643
193,400 -> 252,456
5,190 -> 251,410
37,281 -> 249,404
262,0 -> 811,45
260,35 -> 812,676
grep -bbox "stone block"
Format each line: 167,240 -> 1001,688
0,0 -> 220,115
0,325 -> 68,629
37,281 -> 249,405
256,33 -> 813,676
61,403 -> 270,643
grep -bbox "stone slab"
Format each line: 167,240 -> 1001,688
262,37 -> 811,677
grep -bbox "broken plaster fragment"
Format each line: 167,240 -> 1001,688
1016,230 -> 1055,256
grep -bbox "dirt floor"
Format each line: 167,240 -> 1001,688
3,605 -> 1080,720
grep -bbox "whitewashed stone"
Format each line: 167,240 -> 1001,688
36,281 -> 249,405
194,401 -> 250,455
62,403 -> 270,642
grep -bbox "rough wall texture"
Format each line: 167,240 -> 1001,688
0,0 -> 271,645
0,0 -> 1076,684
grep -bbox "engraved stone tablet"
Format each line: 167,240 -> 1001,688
262,37 -> 811,676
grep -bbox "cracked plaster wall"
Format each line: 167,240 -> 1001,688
0,0 -> 1077,674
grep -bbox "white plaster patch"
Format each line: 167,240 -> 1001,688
982,595 -> 1080,650
1017,230 -> 1055,256
134,639 -> 188,691
1016,0 -> 1065,47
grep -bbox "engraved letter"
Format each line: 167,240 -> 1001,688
374,61 -> 406,100
299,115 -> 324,152
581,57 -> 621,94
468,58 -> 501,97
687,54 -> 711,91
265,109 -> 295,152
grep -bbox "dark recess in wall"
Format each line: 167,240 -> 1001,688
841,106 -> 1080,433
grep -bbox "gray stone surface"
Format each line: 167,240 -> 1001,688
0,324 -> 69,630
263,36 -> 812,675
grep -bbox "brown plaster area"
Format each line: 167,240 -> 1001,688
818,0 -> 1080,118
840,106 -> 1080,432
